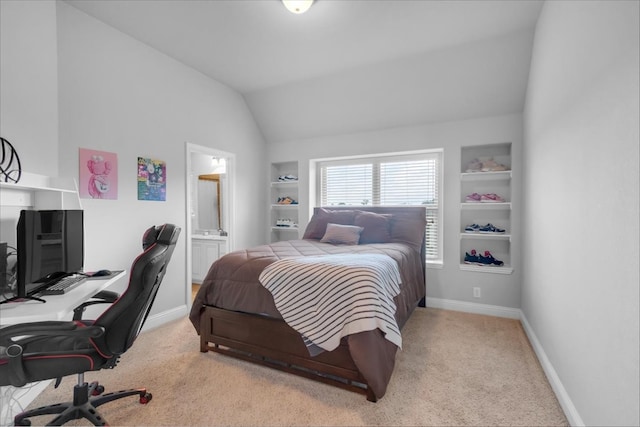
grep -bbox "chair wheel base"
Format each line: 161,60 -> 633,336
14,381 -> 153,426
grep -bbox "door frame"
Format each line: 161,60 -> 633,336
184,142 -> 235,309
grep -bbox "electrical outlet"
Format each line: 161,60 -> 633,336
473,287 -> 481,298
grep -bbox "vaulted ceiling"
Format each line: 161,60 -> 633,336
65,0 -> 544,143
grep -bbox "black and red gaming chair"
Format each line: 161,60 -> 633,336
0,223 -> 181,426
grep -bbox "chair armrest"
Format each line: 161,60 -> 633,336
72,290 -> 120,321
92,290 -> 120,302
0,321 -> 104,345
0,321 -> 105,387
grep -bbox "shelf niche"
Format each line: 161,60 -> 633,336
459,143 -> 513,275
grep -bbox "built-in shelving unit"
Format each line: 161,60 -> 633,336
459,143 -> 513,274
0,173 -> 82,210
269,161 -> 300,242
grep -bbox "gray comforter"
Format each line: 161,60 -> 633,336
189,238 -> 425,399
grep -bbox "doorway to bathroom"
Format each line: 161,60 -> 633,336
185,143 -> 235,306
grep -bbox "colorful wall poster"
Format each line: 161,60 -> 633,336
79,148 -> 118,200
137,157 -> 166,201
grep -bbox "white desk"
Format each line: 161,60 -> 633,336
0,270 -> 126,425
0,270 -> 126,326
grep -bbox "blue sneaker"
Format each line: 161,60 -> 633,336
478,251 -> 504,266
464,224 -> 481,233
464,249 -> 483,265
478,223 -> 505,234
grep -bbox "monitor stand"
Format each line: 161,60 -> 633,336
0,295 -> 46,305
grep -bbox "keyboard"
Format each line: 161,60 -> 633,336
40,275 -> 87,295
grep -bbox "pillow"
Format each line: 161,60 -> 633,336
354,211 -> 392,244
319,223 -> 364,245
389,214 -> 426,251
303,208 -> 357,240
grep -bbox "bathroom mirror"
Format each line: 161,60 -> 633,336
191,152 -> 228,235
197,174 -> 221,231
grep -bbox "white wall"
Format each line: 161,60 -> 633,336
0,0 -> 58,178
523,1 -> 639,425
249,29 -> 534,144
55,2 -> 267,317
1,1 -> 266,321
268,113 -> 523,309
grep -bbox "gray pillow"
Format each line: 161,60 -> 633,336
319,223 -> 364,245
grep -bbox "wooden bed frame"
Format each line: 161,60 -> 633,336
198,206 -> 426,402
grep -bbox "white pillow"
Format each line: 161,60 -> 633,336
320,223 -> 364,245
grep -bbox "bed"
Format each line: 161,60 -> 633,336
189,206 -> 426,402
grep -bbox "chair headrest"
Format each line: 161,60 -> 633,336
142,224 -> 180,250
142,226 -> 161,250
157,224 -> 180,245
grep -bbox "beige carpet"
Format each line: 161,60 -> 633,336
24,308 -> 568,426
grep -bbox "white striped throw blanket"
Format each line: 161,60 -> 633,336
259,253 -> 402,356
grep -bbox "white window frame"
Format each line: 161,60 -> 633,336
313,149 -> 443,264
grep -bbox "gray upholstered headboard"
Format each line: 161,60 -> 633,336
306,206 -> 427,282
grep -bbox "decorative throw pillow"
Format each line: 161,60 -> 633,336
354,211 -> 392,244
319,223 -> 364,245
303,208 -> 357,240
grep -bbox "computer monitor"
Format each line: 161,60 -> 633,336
15,209 -> 84,299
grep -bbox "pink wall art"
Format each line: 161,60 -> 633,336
79,148 -> 118,200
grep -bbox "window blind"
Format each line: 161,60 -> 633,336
318,151 -> 442,261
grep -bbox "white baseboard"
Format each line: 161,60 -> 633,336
426,297 -> 584,426
141,304 -> 188,332
519,313 -> 585,427
425,297 -> 521,319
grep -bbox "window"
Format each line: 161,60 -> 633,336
316,150 -> 443,262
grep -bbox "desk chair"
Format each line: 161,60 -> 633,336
0,223 -> 181,426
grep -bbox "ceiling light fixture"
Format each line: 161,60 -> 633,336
282,0 -> 314,14
211,157 -> 226,174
